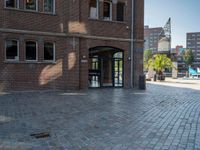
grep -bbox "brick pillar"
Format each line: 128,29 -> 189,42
79,39 -> 89,89
19,37 -> 24,61
38,37 -> 43,62
99,0 -> 104,19
112,0 -> 118,21
133,0 -> 144,88
68,0 -> 80,21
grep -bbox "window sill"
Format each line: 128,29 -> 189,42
43,60 -> 56,63
4,7 -> 56,16
5,60 -> 19,63
24,9 -> 38,12
88,18 -> 127,25
4,61 -> 56,64
4,7 -> 19,10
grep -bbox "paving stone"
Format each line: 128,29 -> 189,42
0,82 -> 200,149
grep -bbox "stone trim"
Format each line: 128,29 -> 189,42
0,28 -> 144,42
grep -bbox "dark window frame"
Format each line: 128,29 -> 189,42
5,0 -> 19,9
5,39 -> 19,61
25,41 -> 37,61
89,0 -> 99,19
44,42 -> 55,62
44,0 -> 55,14
103,1 -> 112,21
116,2 -> 125,22
25,0 -> 38,11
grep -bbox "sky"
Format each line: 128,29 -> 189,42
144,0 -> 200,48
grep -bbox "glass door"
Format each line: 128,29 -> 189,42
89,57 -> 101,87
113,58 -> 123,87
101,58 -> 113,87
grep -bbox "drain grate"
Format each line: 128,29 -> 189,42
30,132 -> 50,139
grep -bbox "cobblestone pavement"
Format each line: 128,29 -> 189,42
0,81 -> 200,150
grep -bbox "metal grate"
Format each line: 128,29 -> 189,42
30,132 -> 50,139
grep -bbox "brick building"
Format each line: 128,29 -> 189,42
187,32 -> 200,68
0,0 -> 144,91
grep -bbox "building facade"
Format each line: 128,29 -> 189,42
0,0 -> 144,91
187,32 -> 200,68
171,45 -> 187,73
144,26 -> 163,53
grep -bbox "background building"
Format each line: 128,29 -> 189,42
187,32 -> 200,68
172,45 -> 187,73
0,0 -> 144,91
144,26 -> 163,52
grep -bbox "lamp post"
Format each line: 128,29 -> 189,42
131,0 -> 135,88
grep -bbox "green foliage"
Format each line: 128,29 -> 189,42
182,49 -> 194,66
148,54 -> 173,75
143,49 -> 153,71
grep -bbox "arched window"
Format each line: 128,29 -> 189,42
5,39 -> 19,61
5,0 -> 19,8
117,2 -> 125,21
25,41 -> 37,61
114,52 -> 123,58
89,0 -> 99,19
25,0 -> 38,11
103,1 -> 112,21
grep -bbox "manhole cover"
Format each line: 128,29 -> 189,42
30,132 -> 50,139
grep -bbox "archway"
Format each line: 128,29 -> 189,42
88,46 -> 124,88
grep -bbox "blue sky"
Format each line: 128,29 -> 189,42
145,0 -> 200,48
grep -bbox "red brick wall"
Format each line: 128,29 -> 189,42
1,1 -> 67,33
133,0 -> 144,87
0,0 -> 144,91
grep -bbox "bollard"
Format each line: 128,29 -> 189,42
139,75 -> 146,90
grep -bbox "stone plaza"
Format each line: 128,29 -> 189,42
0,79 -> 200,150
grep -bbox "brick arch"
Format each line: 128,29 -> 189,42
89,46 -> 123,52
89,46 -> 124,59
85,39 -> 128,52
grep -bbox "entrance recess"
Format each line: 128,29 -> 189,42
88,47 -> 124,88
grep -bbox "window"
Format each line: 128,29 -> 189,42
44,0 -> 54,13
192,34 -> 196,37
44,42 -> 55,61
89,0 -> 99,19
26,0 -> 37,11
188,46 -> 195,49
117,2 -> 125,21
103,1 -> 112,20
5,40 -> 19,60
26,41 -> 37,61
5,0 -> 19,8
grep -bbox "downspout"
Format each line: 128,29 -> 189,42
131,0 -> 135,88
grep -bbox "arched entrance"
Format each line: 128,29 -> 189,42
88,46 -> 124,88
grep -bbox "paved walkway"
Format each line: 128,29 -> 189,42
0,80 -> 200,150
149,77 -> 200,90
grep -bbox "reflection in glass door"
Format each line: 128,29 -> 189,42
114,58 -> 123,87
89,57 -> 101,87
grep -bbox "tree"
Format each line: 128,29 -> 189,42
182,49 -> 194,67
148,54 -> 174,80
143,49 -> 153,71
